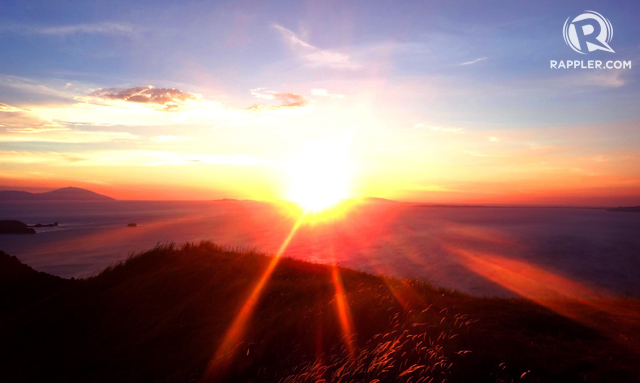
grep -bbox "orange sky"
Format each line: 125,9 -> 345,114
1,4 -> 640,206
2,96 -> 639,206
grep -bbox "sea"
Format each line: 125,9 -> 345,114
1,200 -> 639,298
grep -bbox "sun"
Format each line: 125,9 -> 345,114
287,135 -> 352,212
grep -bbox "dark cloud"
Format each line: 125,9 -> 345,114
89,86 -> 199,111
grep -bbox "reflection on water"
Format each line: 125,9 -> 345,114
1,200 -> 639,298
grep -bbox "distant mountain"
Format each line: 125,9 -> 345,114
0,187 -> 115,201
607,206 -> 640,213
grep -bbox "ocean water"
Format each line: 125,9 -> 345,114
1,200 -> 639,298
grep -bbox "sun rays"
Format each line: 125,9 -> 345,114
205,206 -> 360,379
204,204 -> 634,379
205,212 -> 307,379
331,265 -> 356,359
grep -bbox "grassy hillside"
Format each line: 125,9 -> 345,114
0,251 -> 70,317
0,242 -> 638,382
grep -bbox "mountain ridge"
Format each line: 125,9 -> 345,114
0,187 -> 115,201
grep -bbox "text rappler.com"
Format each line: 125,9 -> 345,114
551,60 -> 632,69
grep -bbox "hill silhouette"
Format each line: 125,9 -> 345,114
0,251 -> 70,317
0,242 -> 639,382
0,187 -> 115,201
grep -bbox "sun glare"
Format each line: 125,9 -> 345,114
287,135 -> 352,212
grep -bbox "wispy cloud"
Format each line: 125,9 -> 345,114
0,128 -> 140,143
459,57 -> 487,66
1,22 -> 137,36
0,103 -> 23,112
311,88 -> 345,98
414,123 -> 463,134
465,150 -> 491,157
150,135 -> 194,143
0,74 -> 76,101
4,126 -> 67,133
272,24 -> 360,70
0,151 -> 88,164
0,150 -> 268,167
572,71 -> 626,88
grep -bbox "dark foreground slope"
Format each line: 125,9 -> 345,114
0,251 -> 70,316
0,242 -> 639,383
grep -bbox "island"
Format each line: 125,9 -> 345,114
0,220 -> 36,234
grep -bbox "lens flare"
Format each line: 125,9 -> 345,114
204,212 -> 306,380
331,266 -> 356,359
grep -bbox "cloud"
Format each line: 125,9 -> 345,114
0,74 -> 74,101
150,135 -> 194,143
4,126 -> 66,133
459,57 -> 487,66
0,103 -> 23,112
465,150 -> 491,157
0,150 -> 268,167
86,86 -> 200,111
12,89 -> 239,130
0,101 -> 68,131
1,127 -> 139,143
270,93 -> 307,107
407,184 -> 452,192
577,71 -> 626,88
543,70 -> 628,90
247,88 -> 310,111
1,22 -> 136,36
2,77 -> 318,131
272,24 -> 360,70
0,151 -> 87,164
414,123 -> 463,134
311,88 -> 345,98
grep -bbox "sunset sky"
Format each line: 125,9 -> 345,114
1,0 -> 639,205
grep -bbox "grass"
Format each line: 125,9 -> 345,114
0,241 -> 639,382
